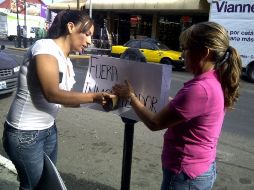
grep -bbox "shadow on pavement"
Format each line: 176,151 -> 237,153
0,93 -> 14,100
241,75 -> 253,83
61,172 -> 117,190
0,167 -> 118,190
0,143 -> 117,190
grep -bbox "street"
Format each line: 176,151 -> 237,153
0,47 -> 254,190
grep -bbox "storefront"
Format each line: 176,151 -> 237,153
48,0 -> 210,50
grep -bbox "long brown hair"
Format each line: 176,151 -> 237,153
179,21 -> 242,108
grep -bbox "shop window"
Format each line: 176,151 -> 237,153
158,16 -> 181,51
130,15 -> 152,40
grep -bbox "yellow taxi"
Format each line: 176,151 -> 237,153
111,38 -> 184,69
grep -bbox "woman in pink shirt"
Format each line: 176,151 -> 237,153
113,22 -> 242,190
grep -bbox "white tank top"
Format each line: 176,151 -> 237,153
6,39 -> 76,130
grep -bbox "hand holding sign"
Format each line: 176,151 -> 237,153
102,94 -> 119,111
92,92 -> 112,106
112,80 -> 135,100
82,56 -> 172,121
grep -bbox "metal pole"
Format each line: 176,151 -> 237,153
89,0 -> 92,18
16,0 -> 21,48
120,117 -> 137,190
77,0 -> 80,10
23,0 -> 27,48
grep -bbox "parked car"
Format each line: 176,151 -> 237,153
0,45 -> 20,95
111,38 -> 184,69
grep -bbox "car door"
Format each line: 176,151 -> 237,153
140,41 -> 160,63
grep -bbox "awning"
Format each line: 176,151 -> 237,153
88,0 -> 207,11
48,0 -> 86,10
48,0 -> 209,12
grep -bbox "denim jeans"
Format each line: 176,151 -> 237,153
161,161 -> 217,190
2,121 -> 58,190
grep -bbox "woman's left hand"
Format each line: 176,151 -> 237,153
93,92 -> 115,106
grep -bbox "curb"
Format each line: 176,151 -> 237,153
0,154 -> 17,175
69,54 -> 90,59
7,47 -> 28,52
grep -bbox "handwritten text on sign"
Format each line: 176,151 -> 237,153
82,56 -> 172,121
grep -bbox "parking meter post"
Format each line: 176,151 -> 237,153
16,25 -> 22,48
13,37 -> 17,48
120,117 -> 137,190
23,26 -> 27,48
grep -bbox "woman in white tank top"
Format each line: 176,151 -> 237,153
2,10 -> 112,190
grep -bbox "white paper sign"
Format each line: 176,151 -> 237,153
82,56 -> 172,121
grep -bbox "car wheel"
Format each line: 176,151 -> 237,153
247,64 -> 254,83
161,58 -> 172,65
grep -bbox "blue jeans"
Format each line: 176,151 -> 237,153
2,121 -> 58,190
161,161 -> 217,190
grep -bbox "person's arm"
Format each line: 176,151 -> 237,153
113,81 -> 185,131
128,93 -> 185,131
35,54 -> 108,106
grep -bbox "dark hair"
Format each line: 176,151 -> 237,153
47,10 -> 94,39
179,22 -> 242,109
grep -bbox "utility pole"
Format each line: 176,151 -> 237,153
77,0 -> 80,10
89,0 -> 92,18
16,0 -> 21,48
23,0 -> 27,48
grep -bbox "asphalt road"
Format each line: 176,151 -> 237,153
0,47 -> 253,190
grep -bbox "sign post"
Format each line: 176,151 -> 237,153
120,117 -> 136,190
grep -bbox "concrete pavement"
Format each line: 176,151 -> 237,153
1,42 -> 254,190
0,165 -> 18,190
0,155 -> 18,190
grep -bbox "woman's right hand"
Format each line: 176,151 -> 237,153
112,80 -> 135,99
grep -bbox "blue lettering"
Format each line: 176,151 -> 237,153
227,4 -> 234,13
215,1 -> 254,13
216,1 -> 225,12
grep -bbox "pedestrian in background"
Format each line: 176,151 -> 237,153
113,21 -> 242,190
35,21 -> 49,40
2,9 -> 111,190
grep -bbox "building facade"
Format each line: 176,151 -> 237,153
48,0 -> 210,50
0,0 -> 47,18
